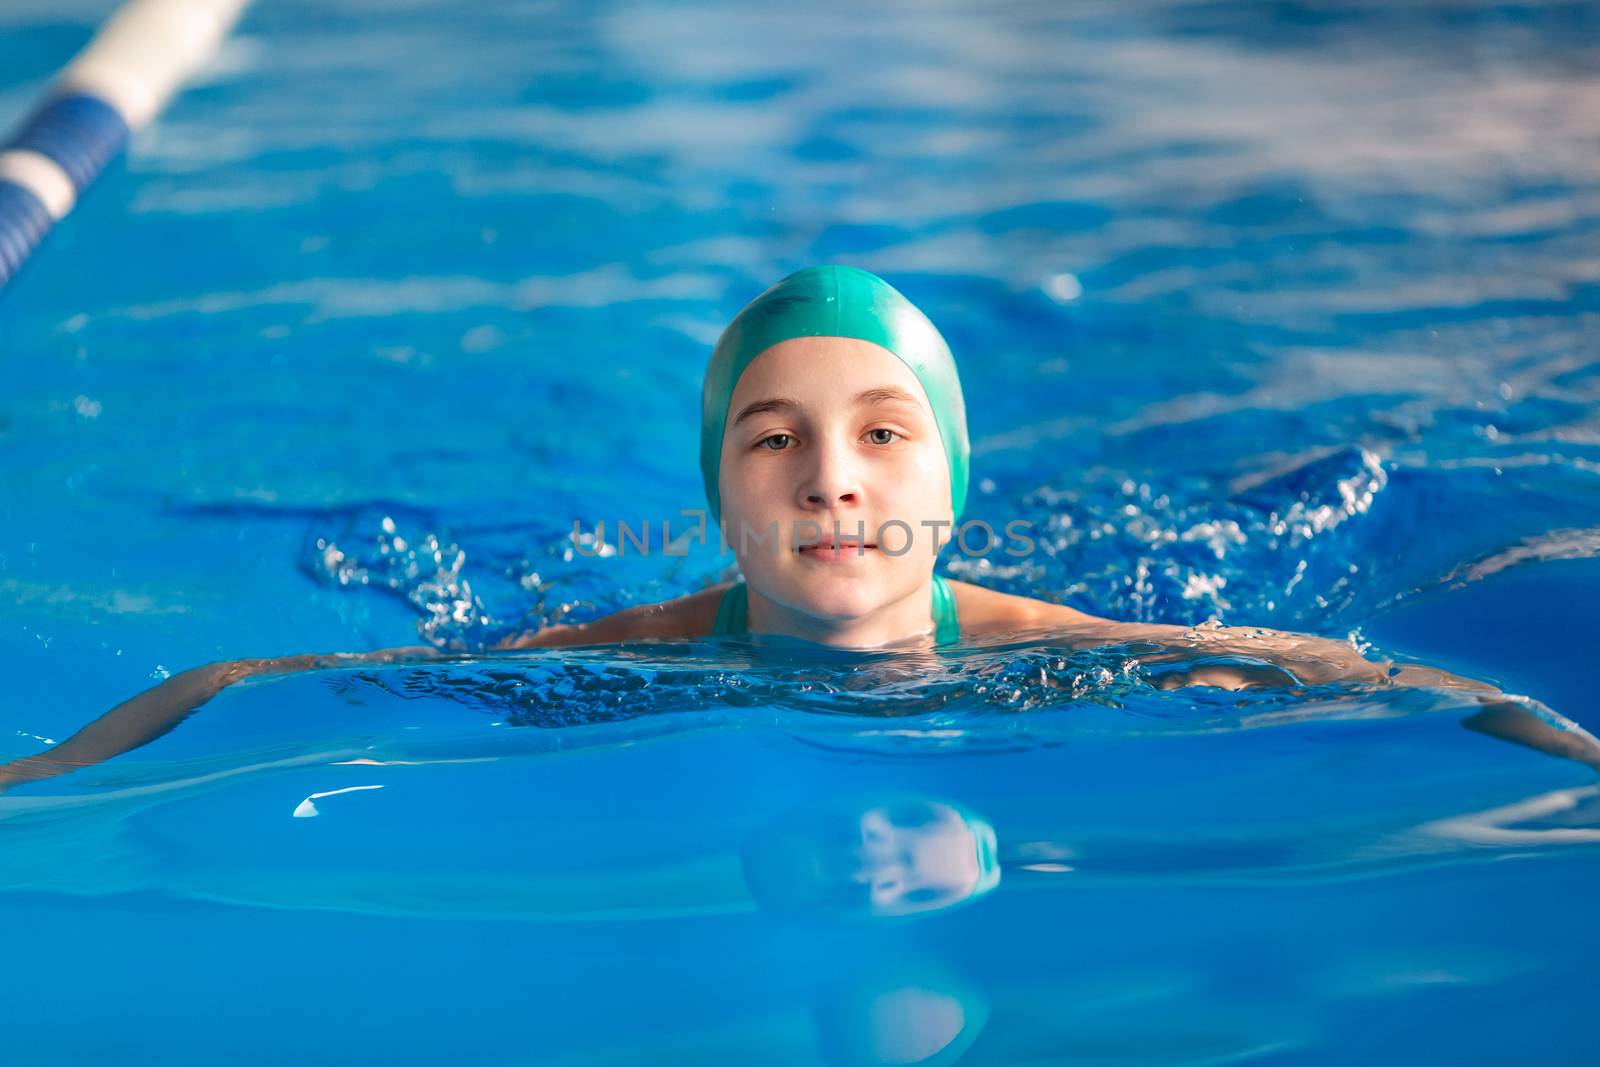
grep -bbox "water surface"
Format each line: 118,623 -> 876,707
2,0 -> 1598,1062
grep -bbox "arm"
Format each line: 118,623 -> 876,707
3,586 -> 722,790
0,646 -> 439,793
494,585 -> 726,650
1109,620 -> 1600,773
1099,620 -> 1393,690
496,619 -> 628,650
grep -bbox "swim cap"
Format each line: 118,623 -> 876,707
700,265 -> 970,527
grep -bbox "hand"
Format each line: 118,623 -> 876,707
1462,694 -> 1600,774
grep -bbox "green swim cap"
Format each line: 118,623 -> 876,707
700,265 -> 970,527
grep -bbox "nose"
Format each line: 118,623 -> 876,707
797,434 -> 863,511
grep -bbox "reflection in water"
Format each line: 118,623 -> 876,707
7,669 -> 1600,919
290,782 -> 385,819
0,774 -> 1001,925
812,955 -> 989,1067
1419,784 -> 1600,846
742,798 -> 1001,920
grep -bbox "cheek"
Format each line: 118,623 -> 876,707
721,460 -> 778,519
718,444 -> 753,504
882,448 -> 953,516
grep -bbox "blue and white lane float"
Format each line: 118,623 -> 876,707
0,0 -> 250,287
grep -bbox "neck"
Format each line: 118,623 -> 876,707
744,577 -> 938,649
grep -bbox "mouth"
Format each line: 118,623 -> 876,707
796,538 -> 877,562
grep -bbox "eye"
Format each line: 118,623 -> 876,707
866,428 -> 901,445
757,433 -> 793,451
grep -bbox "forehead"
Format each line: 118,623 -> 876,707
729,336 -> 931,409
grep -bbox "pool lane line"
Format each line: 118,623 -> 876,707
0,0 -> 251,287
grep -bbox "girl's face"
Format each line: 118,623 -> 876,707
717,336 -> 954,645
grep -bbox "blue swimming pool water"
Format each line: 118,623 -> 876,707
3,0 -> 1599,1062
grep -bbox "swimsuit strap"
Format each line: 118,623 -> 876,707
710,576 -> 961,646
710,580 -> 749,637
930,573 -> 961,647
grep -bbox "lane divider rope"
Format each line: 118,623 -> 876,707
0,0 -> 251,287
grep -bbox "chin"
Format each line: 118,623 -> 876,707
784,577 -> 885,622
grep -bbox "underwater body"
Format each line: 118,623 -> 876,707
2,0 -> 1599,1062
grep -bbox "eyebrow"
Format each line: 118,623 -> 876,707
732,386 -> 925,426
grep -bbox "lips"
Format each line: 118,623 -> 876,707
797,537 -> 876,561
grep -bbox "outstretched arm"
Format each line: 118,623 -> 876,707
1109,620 -> 1600,774
3,585 -> 722,792
0,646 -> 439,793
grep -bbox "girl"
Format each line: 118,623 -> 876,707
501,266 -> 1445,690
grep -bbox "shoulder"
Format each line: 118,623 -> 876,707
946,578 -> 1131,641
498,583 -> 732,649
